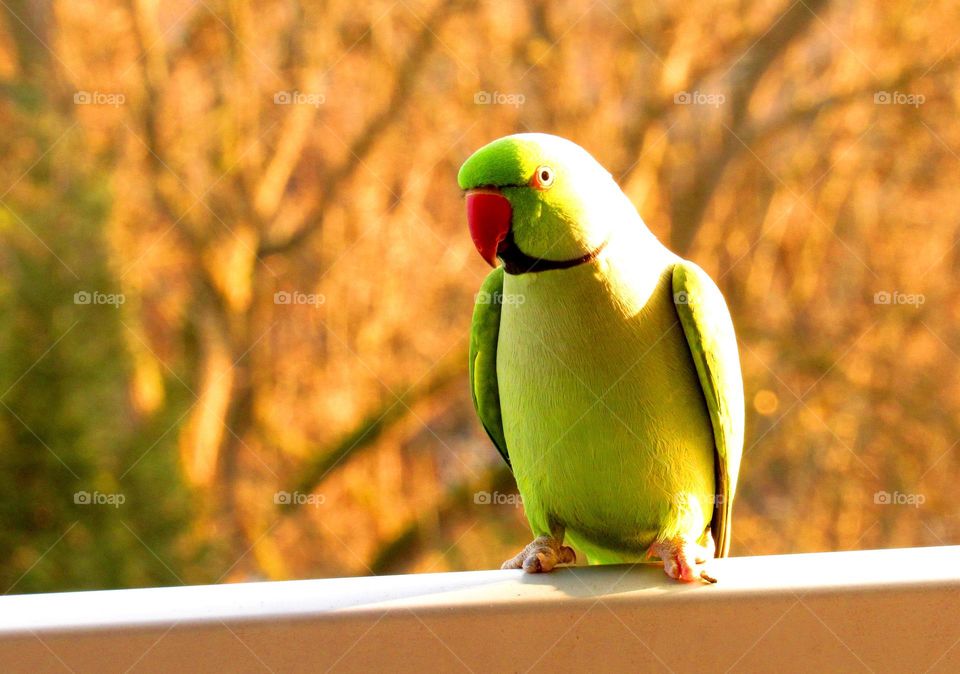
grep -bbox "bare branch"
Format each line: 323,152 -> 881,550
669,0 -> 830,253
285,350 -> 464,501
258,0 -> 477,257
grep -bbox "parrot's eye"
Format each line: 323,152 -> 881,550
532,165 -> 555,189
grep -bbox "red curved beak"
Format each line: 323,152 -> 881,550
465,188 -> 512,267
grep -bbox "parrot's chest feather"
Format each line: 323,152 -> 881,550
497,257 -> 716,559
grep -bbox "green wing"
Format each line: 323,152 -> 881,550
672,261 -> 745,557
469,267 -> 510,467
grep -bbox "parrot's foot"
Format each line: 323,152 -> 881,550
501,535 -> 576,573
647,538 -> 717,583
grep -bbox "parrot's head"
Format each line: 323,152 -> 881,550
458,133 -> 629,273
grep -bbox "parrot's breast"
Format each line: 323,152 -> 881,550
497,254 -> 716,562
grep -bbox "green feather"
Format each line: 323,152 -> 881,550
457,135 -> 548,190
462,133 -> 745,564
468,267 -> 509,466
672,261 -> 745,557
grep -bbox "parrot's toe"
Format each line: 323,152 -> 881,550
647,538 -> 717,583
501,535 -> 576,573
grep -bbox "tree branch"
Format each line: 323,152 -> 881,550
258,0 -> 476,257
669,0 -> 830,253
285,349 -> 465,500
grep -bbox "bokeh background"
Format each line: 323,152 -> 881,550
1,0 -> 959,594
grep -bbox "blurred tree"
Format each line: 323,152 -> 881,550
0,0 -> 206,592
1,0 -> 959,591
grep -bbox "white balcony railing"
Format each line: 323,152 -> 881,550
1,546 -> 958,673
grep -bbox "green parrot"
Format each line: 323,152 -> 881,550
460,133 -> 744,582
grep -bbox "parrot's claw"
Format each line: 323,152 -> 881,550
501,535 -> 576,573
647,537 -> 716,583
